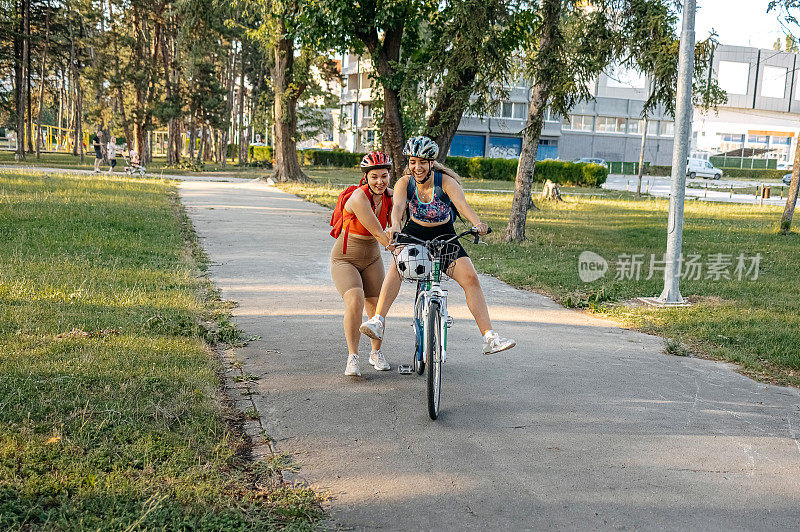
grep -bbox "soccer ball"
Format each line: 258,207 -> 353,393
396,244 -> 432,280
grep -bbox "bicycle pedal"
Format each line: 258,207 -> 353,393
398,364 -> 414,375
446,317 -> 454,327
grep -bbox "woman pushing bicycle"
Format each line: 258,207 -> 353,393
360,136 -> 516,355
331,151 -> 395,376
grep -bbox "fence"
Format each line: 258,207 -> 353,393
708,156 -> 777,169
1,125 -> 170,156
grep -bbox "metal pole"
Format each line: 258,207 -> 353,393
658,0 -> 696,304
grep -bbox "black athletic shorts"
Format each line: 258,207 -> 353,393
397,219 -> 468,275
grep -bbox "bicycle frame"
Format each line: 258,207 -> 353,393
415,259 -> 449,367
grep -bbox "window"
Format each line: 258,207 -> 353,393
717,61 -> 750,95
660,121 -> 674,137
596,116 -> 626,133
628,119 -> 643,135
761,66 -> 787,98
748,134 -> 769,144
501,102 -> 514,118
563,115 -> 593,131
772,135 -> 792,145
361,104 -> 371,118
721,133 -> 745,143
647,120 -> 659,136
513,102 -> 527,119
365,130 -> 375,144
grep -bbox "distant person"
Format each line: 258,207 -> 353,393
107,139 -> 117,174
92,135 -> 102,173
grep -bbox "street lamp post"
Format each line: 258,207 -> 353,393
658,0 -> 697,304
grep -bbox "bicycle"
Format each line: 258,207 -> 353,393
393,226 -> 491,420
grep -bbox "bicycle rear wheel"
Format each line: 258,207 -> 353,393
426,300 -> 442,420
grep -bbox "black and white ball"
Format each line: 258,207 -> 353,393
396,244 -> 432,279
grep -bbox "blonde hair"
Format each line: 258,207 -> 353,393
402,160 -> 462,184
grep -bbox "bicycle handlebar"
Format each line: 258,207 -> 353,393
392,226 -> 492,247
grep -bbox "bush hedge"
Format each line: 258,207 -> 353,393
245,148 -> 607,186
445,156 -> 607,186
644,165 -> 786,179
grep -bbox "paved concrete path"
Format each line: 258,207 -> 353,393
179,178 -> 800,530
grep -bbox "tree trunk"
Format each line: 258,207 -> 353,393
14,0 -> 26,160
57,69 -> 63,148
363,27 -> 404,182
238,42 -> 247,165
425,64 -> 479,162
540,179 -> 562,201
636,116 -> 648,197
779,136 -> 800,234
189,115 -> 196,160
271,19 -> 307,182
36,8 -> 50,159
25,0 -> 32,154
505,0 -> 561,242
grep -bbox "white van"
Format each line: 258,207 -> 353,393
686,158 -> 722,180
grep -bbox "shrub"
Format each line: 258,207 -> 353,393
645,165 -> 786,180
646,165 -> 672,177
718,168 -> 786,179
249,145 -> 273,163
303,149 -> 364,167
441,156 -> 606,187
444,156 -> 471,178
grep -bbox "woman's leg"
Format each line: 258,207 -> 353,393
342,288 -> 366,354
364,297 -> 381,352
374,261 -> 402,317
450,257 -> 492,335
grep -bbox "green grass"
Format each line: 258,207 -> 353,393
278,176 -> 800,387
0,170 -> 323,530
0,151 -> 267,177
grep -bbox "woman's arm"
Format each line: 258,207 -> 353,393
345,189 -> 391,247
441,174 -> 489,235
387,175 -> 409,239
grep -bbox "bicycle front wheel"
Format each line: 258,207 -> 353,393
426,300 -> 442,420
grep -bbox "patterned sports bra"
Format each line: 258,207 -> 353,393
407,172 -> 453,224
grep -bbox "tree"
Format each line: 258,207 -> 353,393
506,0 -> 618,242
769,1 -> 800,232
505,0 -> 705,242
421,0 -> 537,161
626,0 -> 726,197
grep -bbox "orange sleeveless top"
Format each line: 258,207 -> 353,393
342,184 -> 392,251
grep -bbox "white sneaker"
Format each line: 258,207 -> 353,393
344,353 -> 361,376
359,316 -> 384,340
369,350 -> 391,371
482,331 -> 516,355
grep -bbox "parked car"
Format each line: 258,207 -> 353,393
777,161 -> 794,171
574,157 -> 608,168
686,158 -> 722,180
783,173 -> 793,185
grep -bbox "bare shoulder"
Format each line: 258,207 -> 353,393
441,173 -> 463,194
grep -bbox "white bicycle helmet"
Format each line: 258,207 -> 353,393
403,136 -> 439,160
395,244 -> 433,280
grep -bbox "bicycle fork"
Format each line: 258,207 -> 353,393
421,287 -> 450,365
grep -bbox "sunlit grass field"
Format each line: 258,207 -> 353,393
280,172 -> 800,387
0,170 -> 321,529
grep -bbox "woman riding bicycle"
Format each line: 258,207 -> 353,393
360,136 -> 516,355
332,151 -> 395,376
